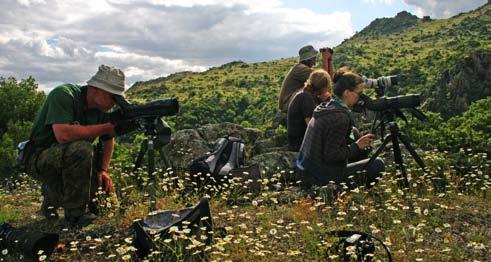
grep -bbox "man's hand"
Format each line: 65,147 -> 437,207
320,47 -> 333,61
356,133 -> 375,150
97,170 -> 114,193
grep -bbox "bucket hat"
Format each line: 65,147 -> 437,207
87,65 -> 125,96
299,45 -> 318,62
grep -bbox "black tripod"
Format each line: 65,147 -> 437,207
133,117 -> 171,211
365,110 -> 426,188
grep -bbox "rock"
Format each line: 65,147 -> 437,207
161,129 -> 209,171
250,151 -> 298,177
430,50 -> 491,117
196,122 -> 262,145
253,132 -> 288,155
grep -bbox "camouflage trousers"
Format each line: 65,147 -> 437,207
26,141 -> 98,219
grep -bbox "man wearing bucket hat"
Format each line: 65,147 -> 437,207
26,65 -> 136,226
278,45 -> 334,115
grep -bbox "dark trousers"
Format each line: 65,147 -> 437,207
27,141 -> 97,218
287,135 -> 303,152
299,157 -> 385,190
345,157 -> 385,189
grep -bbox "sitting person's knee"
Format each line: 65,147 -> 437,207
372,157 -> 385,173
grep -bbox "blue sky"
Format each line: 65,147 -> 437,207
0,0 -> 486,90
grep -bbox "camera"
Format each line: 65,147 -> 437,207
0,223 -> 59,260
327,230 -> 392,261
362,75 -> 399,96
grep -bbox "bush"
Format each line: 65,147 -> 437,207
401,97 -> 491,175
0,77 -> 45,180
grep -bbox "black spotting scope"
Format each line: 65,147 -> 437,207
357,93 -> 421,111
111,95 -> 179,122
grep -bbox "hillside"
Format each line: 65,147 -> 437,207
127,3 -> 490,129
128,59 -> 295,130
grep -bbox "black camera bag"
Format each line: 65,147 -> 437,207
131,198 -> 213,259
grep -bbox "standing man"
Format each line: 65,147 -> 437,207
26,65 -> 134,226
274,45 -> 334,128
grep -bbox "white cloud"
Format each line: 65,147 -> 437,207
403,0 -> 487,18
363,0 -> 395,4
0,0 -> 353,89
16,0 -> 45,6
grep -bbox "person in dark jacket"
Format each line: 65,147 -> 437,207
297,67 -> 385,189
287,69 -> 332,151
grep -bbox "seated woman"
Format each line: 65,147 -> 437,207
297,67 -> 385,189
287,69 -> 332,151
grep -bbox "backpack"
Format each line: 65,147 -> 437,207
188,135 -> 245,178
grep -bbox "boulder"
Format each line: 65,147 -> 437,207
161,129 -> 209,171
196,122 -> 262,145
250,151 -> 298,177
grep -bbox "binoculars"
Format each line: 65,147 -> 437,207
319,47 -> 333,54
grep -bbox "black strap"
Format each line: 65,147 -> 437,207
325,230 -> 392,261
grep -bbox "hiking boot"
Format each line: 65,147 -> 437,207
40,199 -> 59,220
88,201 -> 99,216
65,213 -> 97,227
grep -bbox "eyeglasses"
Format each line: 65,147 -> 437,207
351,90 -> 363,97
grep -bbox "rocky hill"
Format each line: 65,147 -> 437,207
354,11 -> 420,36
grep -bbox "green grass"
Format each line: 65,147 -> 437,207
1,150 -> 489,261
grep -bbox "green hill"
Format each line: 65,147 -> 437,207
127,3 -> 490,130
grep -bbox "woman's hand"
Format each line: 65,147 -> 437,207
356,133 -> 375,150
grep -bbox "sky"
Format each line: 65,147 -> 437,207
0,0 -> 487,91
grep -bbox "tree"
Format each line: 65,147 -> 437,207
0,77 -> 45,179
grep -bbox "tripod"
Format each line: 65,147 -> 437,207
365,110 -> 426,188
133,117 -> 171,211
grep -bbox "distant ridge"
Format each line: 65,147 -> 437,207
354,11 -> 420,37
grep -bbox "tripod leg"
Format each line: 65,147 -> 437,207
147,139 -> 156,211
133,140 -> 148,172
391,134 -> 409,188
399,133 -> 426,170
365,134 -> 392,169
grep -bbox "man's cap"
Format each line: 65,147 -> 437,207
87,65 -> 125,96
299,45 -> 318,62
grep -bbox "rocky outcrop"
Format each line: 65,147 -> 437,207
429,51 -> 491,117
354,11 -> 420,37
160,123 -> 295,176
